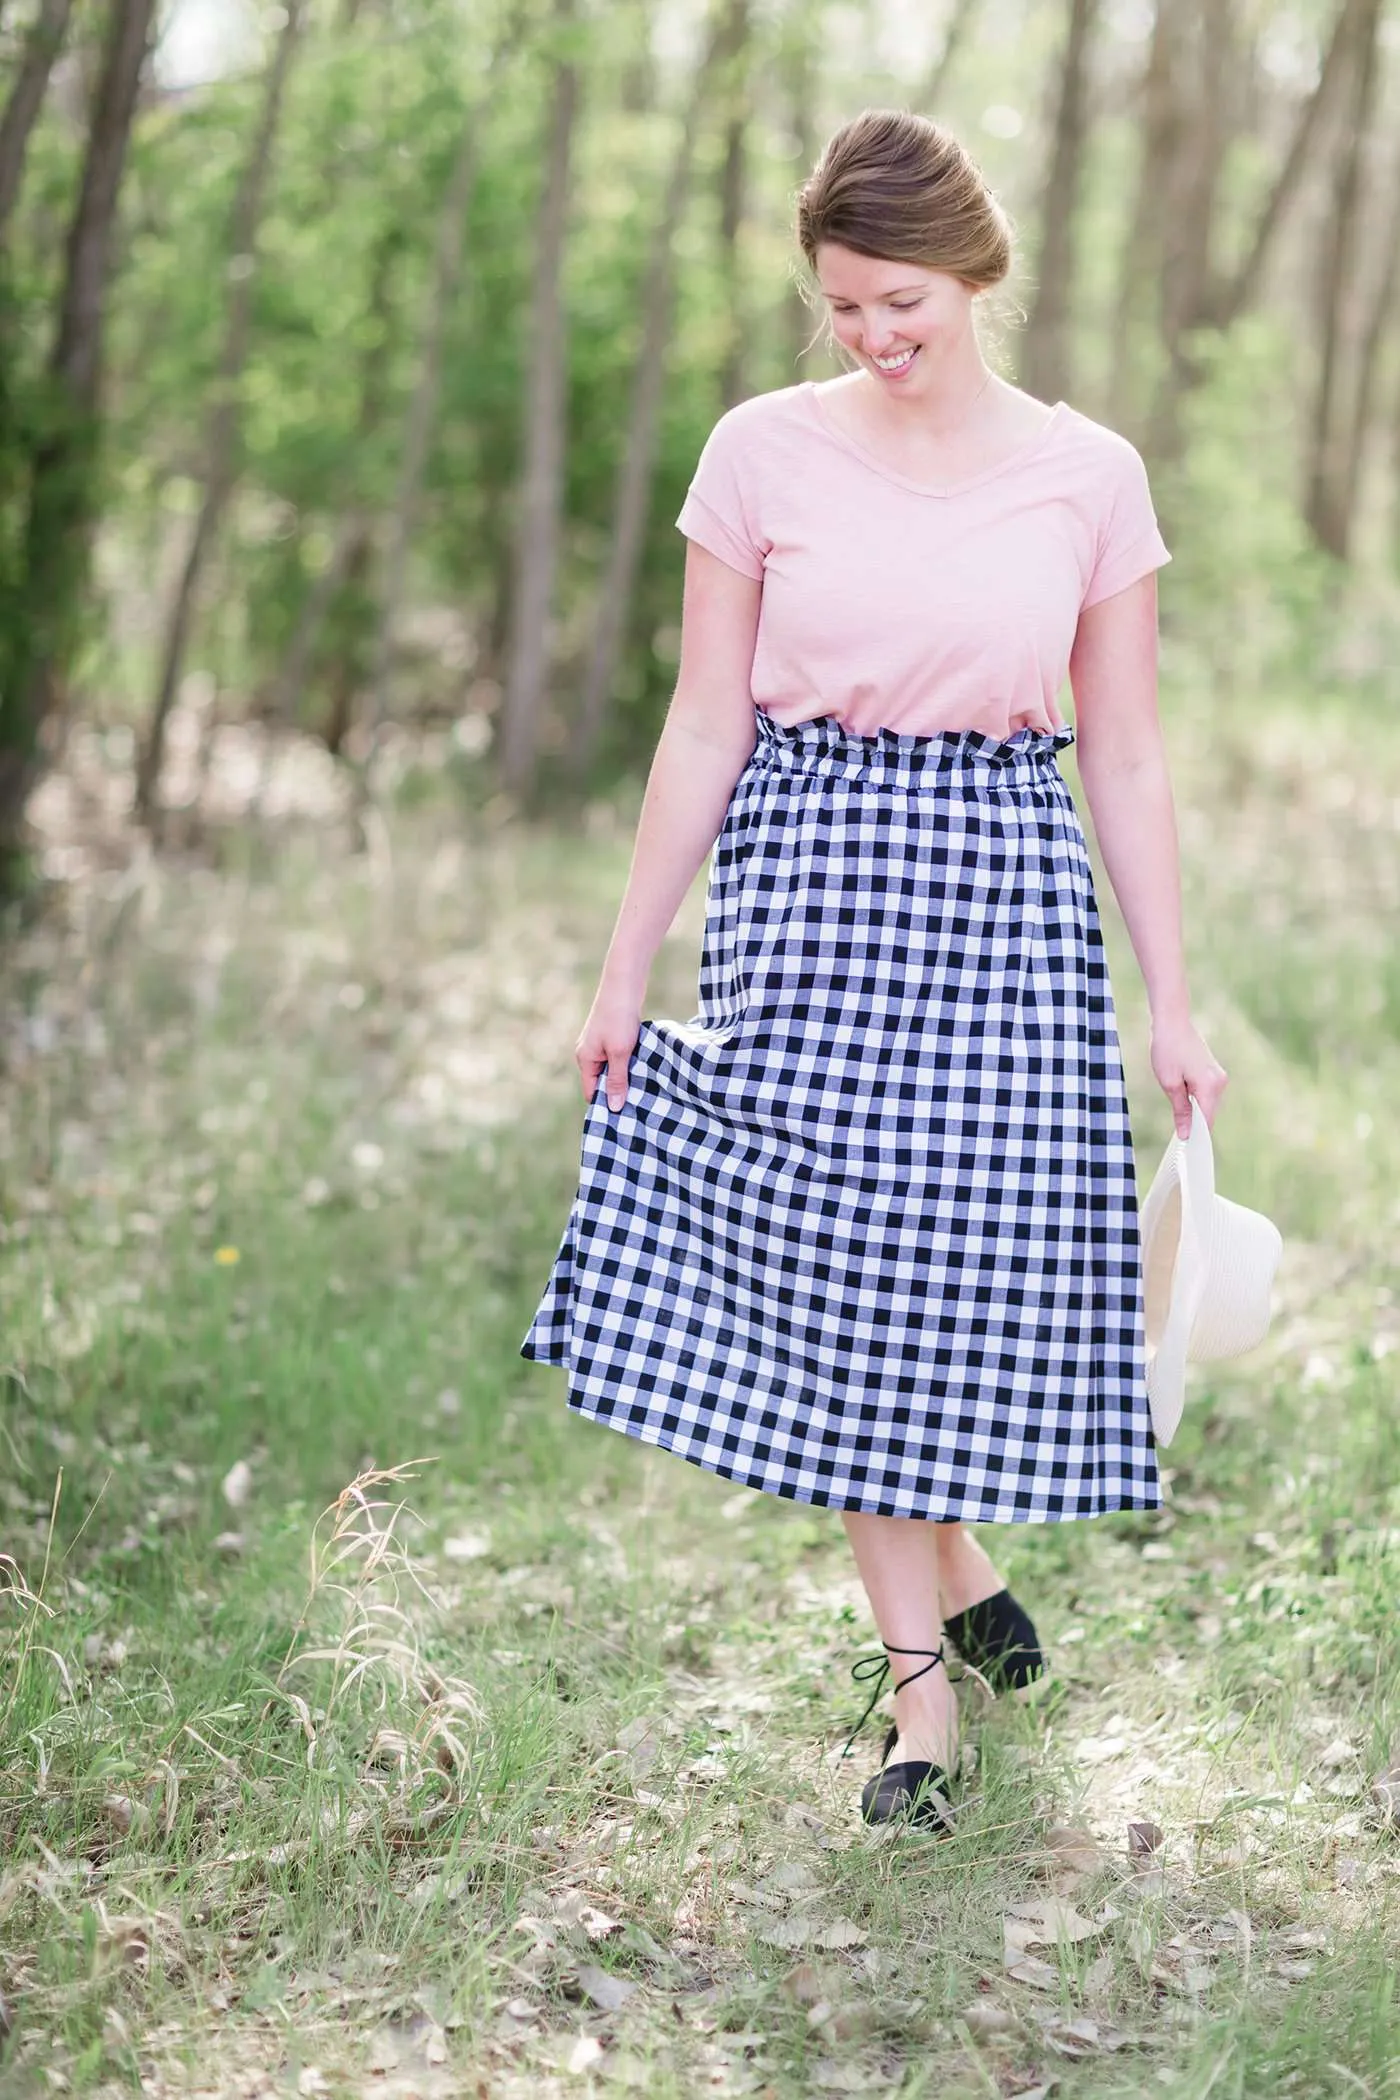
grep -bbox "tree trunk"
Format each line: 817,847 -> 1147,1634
571,0 -> 730,775
135,0 -> 307,827
1305,0 -> 1385,558
1107,1 -> 1183,427
0,0 -> 155,888
1211,0 -> 1369,329
498,0 -> 580,798
1019,0 -> 1099,409
1146,0 -> 1242,463
0,0 -> 75,240
1342,147 -> 1400,530
781,9 -> 822,380
357,110 -> 486,762
716,0 -> 752,412
916,0 -> 981,113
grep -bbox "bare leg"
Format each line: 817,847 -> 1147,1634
840,1512 -> 959,1771
933,1522 -> 1008,1619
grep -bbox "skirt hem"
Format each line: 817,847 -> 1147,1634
522,1347 -> 1165,1523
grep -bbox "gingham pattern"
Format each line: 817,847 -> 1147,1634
522,712 -> 1162,1521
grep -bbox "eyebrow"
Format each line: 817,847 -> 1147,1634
820,283 -> 928,303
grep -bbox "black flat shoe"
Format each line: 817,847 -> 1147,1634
943,1588 -> 1045,1691
842,1643 -> 960,1833
860,1756 -> 958,1832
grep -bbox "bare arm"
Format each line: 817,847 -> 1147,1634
577,541 -> 762,1110
1068,574 -> 1228,1136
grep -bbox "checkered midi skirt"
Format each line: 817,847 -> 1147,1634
522,711 -> 1162,1522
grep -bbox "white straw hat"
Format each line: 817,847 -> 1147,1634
1139,1100 -> 1283,1448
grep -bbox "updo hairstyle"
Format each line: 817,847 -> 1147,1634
794,109 -> 1017,355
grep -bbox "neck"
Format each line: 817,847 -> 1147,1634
855,345 -> 996,436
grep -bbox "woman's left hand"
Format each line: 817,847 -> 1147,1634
1149,1014 -> 1228,1138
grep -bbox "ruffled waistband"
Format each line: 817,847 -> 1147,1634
751,708 -> 1076,784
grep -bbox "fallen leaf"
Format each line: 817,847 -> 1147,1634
1277,1927 -> 1328,1952
1317,1738 -> 1356,1770
616,1715 -> 662,1782
812,1918 -> 867,1951
1369,1768 -> 1400,1825
442,1532 -> 490,1561
782,1963 -> 829,2008
729,1880 -> 784,1911
1077,1735 -> 1129,1765
1003,1948 -> 1059,1992
1272,1958 -> 1316,1982
573,1964 -> 637,2013
809,2064 -> 891,2093
961,2000 -> 1014,2037
221,1459 -> 252,1509
1045,2016 -> 1102,2057
1042,1826 -> 1103,1887
762,1860 -> 822,1894
1004,1898 -> 1104,1948
553,1891 -> 621,1939
1126,1821 -> 1164,1861
503,1998 -> 537,2021
566,2033 -> 604,2074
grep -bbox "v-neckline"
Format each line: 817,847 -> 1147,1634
801,381 -> 1068,499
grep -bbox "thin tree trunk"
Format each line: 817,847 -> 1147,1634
716,0 -> 752,411
572,2 -> 730,774
0,0 -> 75,240
1211,0 -> 1369,329
1342,147 -> 1400,522
1305,0 -> 1385,557
1019,0 -> 1099,408
782,10 -> 822,380
1107,2 -> 1182,427
135,0 -> 307,827
1150,0 -> 1236,448
916,0 -> 980,113
0,0 -> 155,885
498,0 -> 580,798
357,113 -> 484,762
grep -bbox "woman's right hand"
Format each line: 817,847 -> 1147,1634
575,982 -> 644,1112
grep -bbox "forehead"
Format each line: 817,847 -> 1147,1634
813,244 -> 937,298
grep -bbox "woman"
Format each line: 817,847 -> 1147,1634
522,109 -> 1228,1830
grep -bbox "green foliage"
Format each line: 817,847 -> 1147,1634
1155,316 -> 1338,700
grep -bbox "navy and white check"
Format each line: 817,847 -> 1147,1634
523,711 -> 1162,1521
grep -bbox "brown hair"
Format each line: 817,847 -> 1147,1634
796,109 -> 1013,292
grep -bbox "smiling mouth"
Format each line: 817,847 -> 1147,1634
870,346 -> 918,373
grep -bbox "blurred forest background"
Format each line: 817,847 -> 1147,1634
1,0 -> 1399,880
4,3 -> 1400,2094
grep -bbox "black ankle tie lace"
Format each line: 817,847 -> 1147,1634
841,1641 -> 945,1760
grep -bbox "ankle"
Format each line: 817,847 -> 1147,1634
936,1532 -> 1004,1617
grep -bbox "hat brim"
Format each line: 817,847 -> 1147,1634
1139,1107 -> 1214,1448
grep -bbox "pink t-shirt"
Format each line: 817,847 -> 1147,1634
674,381 -> 1170,739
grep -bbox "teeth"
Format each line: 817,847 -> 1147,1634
873,347 -> 916,371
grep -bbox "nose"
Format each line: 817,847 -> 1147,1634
860,317 -> 903,355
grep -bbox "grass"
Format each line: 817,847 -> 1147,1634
1,666 -> 1399,2098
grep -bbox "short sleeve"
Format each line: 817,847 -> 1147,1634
1082,439 -> 1171,610
675,409 -> 766,581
